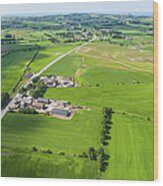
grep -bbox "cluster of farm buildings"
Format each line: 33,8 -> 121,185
40,76 -> 74,88
9,75 -> 78,119
25,73 -> 75,88
10,94 -> 72,118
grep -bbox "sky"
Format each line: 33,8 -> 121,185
0,1 -> 154,16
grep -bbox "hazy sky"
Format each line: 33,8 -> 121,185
0,1 -> 154,16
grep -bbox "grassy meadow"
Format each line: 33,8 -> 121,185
1,51 -> 36,94
30,43 -> 81,73
2,111 -> 102,154
2,153 -> 97,179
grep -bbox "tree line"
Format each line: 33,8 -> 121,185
85,107 -> 114,174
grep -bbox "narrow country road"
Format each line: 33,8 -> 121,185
1,35 -> 96,119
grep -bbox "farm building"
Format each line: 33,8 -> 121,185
51,108 -> 71,117
20,102 -> 25,109
32,101 -> 45,110
54,100 -> 67,108
14,97 -> 22,104
37,97 -> 50,104
40,76 -> 48,83
47,80 -> 57,88
41,76 -> 57,81
50,76 -> 57,81
40,75 -> 74,88
10,102 -> 20,110
63,81 -> 74,88
22,97 -> 33,105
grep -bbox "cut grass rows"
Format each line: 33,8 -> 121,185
2,110 -> 102,154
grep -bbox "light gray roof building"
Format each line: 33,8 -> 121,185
37,97 -> 49,104
32,101 -> 45,109
51,108 -> 71,117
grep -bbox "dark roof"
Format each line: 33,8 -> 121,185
51,108 -> 70,117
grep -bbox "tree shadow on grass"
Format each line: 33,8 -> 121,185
100,153 -> 111,172
103,153 -> 110,161
100,161 -> 110,172
103,141 -> 109,146
105,135 -> 112,140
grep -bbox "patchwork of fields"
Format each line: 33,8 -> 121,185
1,14 -> 154,180
1,43 -> 80,95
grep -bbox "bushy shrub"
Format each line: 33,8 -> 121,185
59,152 -> 65,156
32,146 -> 38,152
20,107 -> 37,114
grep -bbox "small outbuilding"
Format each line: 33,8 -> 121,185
37,97 -> 50,104
22,97 -> 33,105
32,101 -> 45,110
51,108 -> 71,117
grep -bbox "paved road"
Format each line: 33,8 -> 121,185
1,36 -> 96,119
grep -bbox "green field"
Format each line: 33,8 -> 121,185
43,54 -> 83,77
1,14 -> 154,180
2,111 -> 101,178
1,43 -> 80,95
2,110 -> 101,154
30,43 -> 81,73
102,114 -> 154,180
1,51 -> 36,94
2,153 -> 97,179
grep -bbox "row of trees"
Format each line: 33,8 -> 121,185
101,107 -> 113,146
87,146 -> 109,173
98,107 -> 114,172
